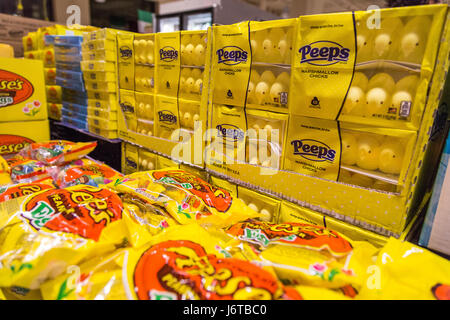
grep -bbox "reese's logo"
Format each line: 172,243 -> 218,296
0,70 -> 34,108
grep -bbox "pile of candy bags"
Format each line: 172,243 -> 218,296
0,140 -> 448,300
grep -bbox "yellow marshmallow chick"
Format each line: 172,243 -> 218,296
351,72 -> 369,92
341,132 -> 358,166
193,43 -> 205,66
395,75 -> 419,95
374,18 -> 403,59
400,16 -> 431,64
250,37 -> 260,61
250,70 -> 261,84
367,73 -> 396,93
191,68 -> 202,81
260,70 -> 276,85
184,43 -> 195,66
365,87 -> 390,117
268,28 -> 285,63
343,86 -> 365,116
356,135 -> 381,171
262,37 -> 274,62
390,90 -> 413,117
255,81 -> 270,105
183,112 -> 192,129
269,82 -> 286,105
247,81 -> 256,104
185,77 -> 195,94
355,16 -> 374,62
276,72 -> 290,87
194,78 -> 203,95
138,39 -> 148,64
378,140 -> 404,175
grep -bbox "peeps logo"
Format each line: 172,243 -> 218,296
120,102 -> 134,114
119,46 -> 133,59
291,139 -> 336,162
216,124 -> 245,142
125,157 -> 137,169
299,41 -> 350,66
158,110 -> 177,124
159,46 -> 178,62
216,46 -> 248,65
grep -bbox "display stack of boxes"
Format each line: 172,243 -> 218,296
0,55 -> 50,159
46,34 -> 88,130
117,29 -> 211,173
23,26 -> 62,121
203,5 -> 450,237
81,29 -> 121,139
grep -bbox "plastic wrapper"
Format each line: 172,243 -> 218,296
224,220 -> 378,289
41,224 -> 288,300
108,168 -> 260,227
0,185 -> 128,289
7,156 -> 51,184
51,158 -> 123,188
0,178 -> 56,202
18,140 -> 97,166
0,155 -> 12,186
357,238 -> 450,300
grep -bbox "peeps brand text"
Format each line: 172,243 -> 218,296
299,41 -> 350,66
216,46 -> 248,65
119,46 -> 133,59
291,139 -> 336,162
158,110 -> 177,124
216,124 -> 245,142
160,47 -> 178,62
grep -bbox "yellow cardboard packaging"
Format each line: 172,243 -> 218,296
156,154 -> 179,169
117,33 -> 135,91
121,142 -> 139,174
211,22 -> 251,107
138,148 -> 157,171
247,19 -> 298,113
237,186 -> 281,222
154,95 -> 180,140
155,32 -> 180,98
0,120 -> 50,157
0,57 -> 48,121
119,89 -> 137,132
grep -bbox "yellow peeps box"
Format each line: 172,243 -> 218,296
0,57 -> 48,122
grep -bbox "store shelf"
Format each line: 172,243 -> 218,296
50,119 -> 122,171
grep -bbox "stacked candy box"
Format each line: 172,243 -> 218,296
178,30 -> 208,149
134,34 -> 155,139
82,29 -> 121,139
46,35 -> 87,131
286,5 -> 447,193
23,26 -> 64,120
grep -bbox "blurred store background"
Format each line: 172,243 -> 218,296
0,0 -> 446,34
